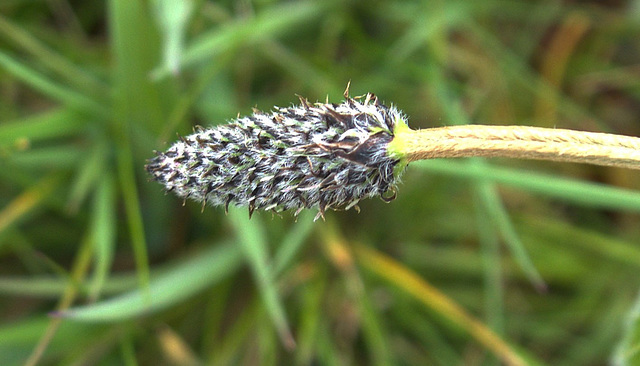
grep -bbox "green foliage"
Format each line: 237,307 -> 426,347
1,0 -> 640,365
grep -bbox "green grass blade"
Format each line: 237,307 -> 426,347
0,317 -> 107,364
88,174 -> 117,300
295,277 -> 325,365
0,277 -> 80,298
474,175 -> 546,291
0,174 -> 62,237
271,210 -> 315,276
0,108 -> 85,148
119,330 -> 138,366
258,40 -> 335,94
387,2 -> 464,63
473,185 -> 505,352
109,0 -> 169,128
415,159 -> 640,212
58,243 -> 242,322
228,207 -> 295,350
153,1 -> 327,78
206,300 -> 261,365
357,280 -> 393,366
6,146 -> 83,170
0,274 -> 137,298
355,244 -> 537,366
109,0 -> 164,299
151,0 -> 194,74
25,218 -> 96,366
0,14 -> 107,96
613,289 -> 640,365
66,142 -> 108,213
518,216 -> 640,269
467,20 -> 600,128
316,323 -> 343,366
321,221 -> 393,365
0,50 -> 108,117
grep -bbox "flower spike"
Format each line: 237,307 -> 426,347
146,92 -> 408,219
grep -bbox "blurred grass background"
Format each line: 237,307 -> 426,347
2,0 -> 640,365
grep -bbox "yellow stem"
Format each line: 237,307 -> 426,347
392,125 -> 640,170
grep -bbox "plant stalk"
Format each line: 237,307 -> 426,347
394,125 -> 640,170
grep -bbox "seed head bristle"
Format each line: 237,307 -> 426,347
145,92 -> 409,220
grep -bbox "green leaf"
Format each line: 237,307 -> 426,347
0,316 -> 108,364
58,243 -> 242,322
88,174 -> 117,300
151,0 -> 194,74
473,183 -> 505,348
153,1 -> 327,78
0,51 -> 108,117
613,289 -> 640,365
295,277 -> 326,365
518,216 -> 640,269
0,108 -> 85,148
0,274 -> 137,298
0,174 -> 63,237
415,159 -> 640,212
473,171 -> 546,291
0,14 -> 107,96
271,210 -> 315,275
228,207 -> 295,350
66,142 -> 109,213
5,146 -> 83,170
110,0 -> 168,128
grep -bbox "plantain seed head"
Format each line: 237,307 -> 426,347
145,92 -> 409,220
